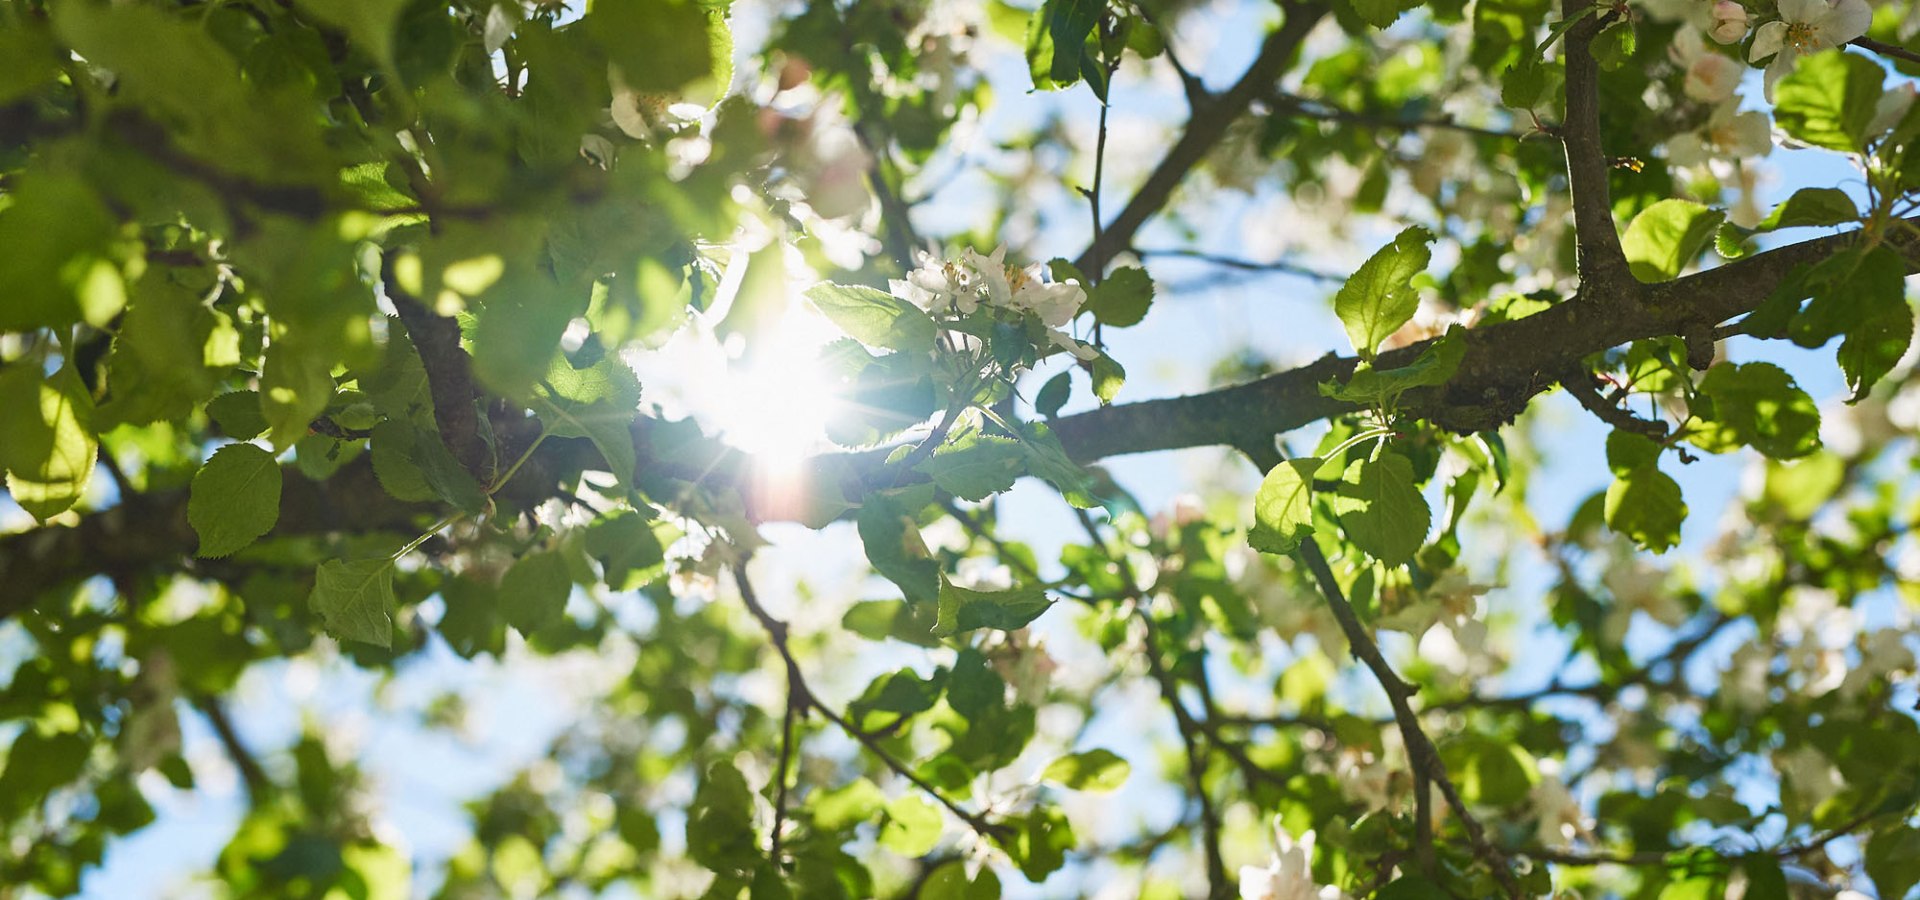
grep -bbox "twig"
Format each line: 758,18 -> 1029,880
1136,247 -> 1347,283
769,680 -> 800,866
194,696 -> 272,805
730,563 -> 1008,842
1562,370 -> 1669,438
1850,36 -> 1920,66
1269,92 -> 1537,141
1294,537 -> 1523,897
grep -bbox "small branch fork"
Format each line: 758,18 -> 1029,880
730,562 -> 1009,855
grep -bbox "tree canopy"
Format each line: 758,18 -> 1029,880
3,0 -> 1920,897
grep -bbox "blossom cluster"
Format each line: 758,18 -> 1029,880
892,247 -> 1100,361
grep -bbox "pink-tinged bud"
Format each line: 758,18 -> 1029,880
1709,1 -> 1749,43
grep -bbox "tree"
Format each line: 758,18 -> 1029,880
2,0 -> 1919,895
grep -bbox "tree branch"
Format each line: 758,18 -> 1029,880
1072,2 -> 1327,273
382,260 -> 492,480
1562,370 -> 1669,438
194,696 -> 272,806
730,562 -> 1009,842
1294,537 -> 1522,897
1560,3 -> 1631,288
1850,36 -> 1920,66
1270,92 -> 1537,141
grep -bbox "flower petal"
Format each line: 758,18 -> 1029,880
1818,0 -> 1872,43
1750,21 -> 1786,61
1777,0 -> 1826,24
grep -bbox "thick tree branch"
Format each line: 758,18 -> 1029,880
1560,2 -> 1631,288
1072,2 -> 1327,274
382,262 -> 492,480
8,224 -> 1917,619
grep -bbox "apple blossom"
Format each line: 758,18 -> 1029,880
1748,0 -> 1872,100
1239,825 -> 1345,900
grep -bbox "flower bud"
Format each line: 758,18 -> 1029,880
1709,1 -> 1749,43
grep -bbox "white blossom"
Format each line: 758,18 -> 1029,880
1670,29 -> 1743,104
1530,775 -> 1592,847
1668,104 -> 1773,167
1239,825 -> 1345,900
1749,0 -> 1872,100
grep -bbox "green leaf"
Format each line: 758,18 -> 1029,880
916,433 -> 1025,501
368,421 -> 439,503
880,795 -> 944,857
500,551 -> 570,634
206,391 -> 270,440
1001,807 -> 1074,881
0,174 -> 129,333
947,648 -> 1005,717
1040,749 -> 1130,792
857,494 -> 941,604
1345,0 -> 1414,28
1755,187 -> 1859,232
1014,421 -> 1099,508
0,731 -> 91,819
806,283 -> 938,351
1591,18 -> 1635,70
851,668 -> 947,722
1086,267 -> 1153,327
409,425 -> 487,514
583,511 -> 665,590
188,443 -> 283,558
294,0 -> 407,67
1250,456 -> 1320,555
531,354 -> 641,495
1605,463 -> 1686,552
1322,330 -> 1465,405
1773,50 -> 1884,152
586,0 -> 719,93
1740,857 -> 1790,900
1622,199 -> 1724,283
98,278 -> 233,427
309,559 -> 397,648
1090,353 -> 1125,405
1035,370 -> 1071,417
1444,735 -> 1536,805
687,760 -> 758,874
1329,454 -> 1430,565
0,361 -> 98,523
1335,226 -> 1434,359
935,581 -> 1053,635
920,860 -> 1001,900
842,599 -> 941,648
260,337 -> 336,452
1836,280 -> 1914,403
1697,362 -> 1821,459
1865,823 -> 1920,900
1500,54 -> 1552,110
810,778 -> 885,832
